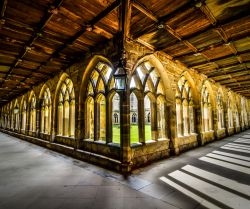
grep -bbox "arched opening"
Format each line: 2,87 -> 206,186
227,100 -> 233,128
157,96 -> 166,139
84,61 -> 118,144
56,77 -> 75,138
130,60 -> 168,143
57,101 -> 63,135
40,87 -> 51,134
21,101 -> 27,131
29,93 -> 36,132
112,93 -> 120,144
130,92 -> 139,143
97,94 -> 106,141
176,76 -> 195,136
86,96 -> 94,140
217,92 -> 225,130
201,85 -> 213,132
63,101 -> 70,137
144,95 -> 152,141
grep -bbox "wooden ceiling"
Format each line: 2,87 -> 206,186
0,0 -> 250,105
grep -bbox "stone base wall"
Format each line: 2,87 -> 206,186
80,140 -> 120,160
54,136 -> 76,147
216,128 -> 226,139
174,134 -> 198,154
40,133 -> 51,141
235,127 -> 241,133
131,139 -> 170,169
227,127 -> 235,135
0,129 -> 122,172
28,131 -> 36,137
200,131 -> 215,145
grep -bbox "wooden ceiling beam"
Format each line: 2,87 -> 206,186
132,0 -> 200,59
1,0 -> 65,85
132,0 -> 158,22
0,0 -> 122,103
3,17 -> 34,30
227,42 -> 238,55
198,3 -> 217,25
208,68 -> 249,78
124,0 -> 132,38
21,0 -> 121,85
52,0 -> 121,59
188,50 -> 250,68
132,0 -> 191,39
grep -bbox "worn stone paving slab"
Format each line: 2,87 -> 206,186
0,131 -> 250,209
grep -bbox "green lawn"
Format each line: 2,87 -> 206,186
112,124 -> 151,144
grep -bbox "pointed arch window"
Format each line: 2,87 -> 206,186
241,98 -> 248,127
41,88 -> 51,134
201,85 -> 213,132
176,77 -> 195,136
130,61 -> 167,144
217,92 -> 225,130
130,92 -> 139,143
85,62 -> 121,144
13,100 -> 20,131
227,100 -> 233,128
29,94 -> 36,132
234,104 -> 240,128
57,78 -> 75,137
112,93 -> 120,143
21,101 -> 27,131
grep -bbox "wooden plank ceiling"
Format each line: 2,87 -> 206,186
0,0 -> 250,105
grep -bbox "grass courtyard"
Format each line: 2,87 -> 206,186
112,124 -> 152,144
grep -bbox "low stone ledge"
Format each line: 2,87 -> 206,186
227,127 -> 235,136
216,128 -> 226,139
80,140 -> 120,160
131,139 -> 170,169
200,130 -> 215,145
0,129 -> 122,172
54,135 -> 75,147
174,134 -> 198,154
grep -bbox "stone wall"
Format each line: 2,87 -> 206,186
216,128 -> 226,139
200,131 -> 215,145
174,134 -> 198,154
131,139 -> 170,169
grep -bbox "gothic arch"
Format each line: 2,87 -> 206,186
28,91 -> 36,132
129,56 -> 169,143
39,84 -> 52,134
82,57 -> 121,143
20,95 -> 28,131
80,55 -> 114,106
200,80 -> 215,132
131,54 -> 175,103
178,71 -> 199,105
54,73 -> 75,138
176,76 -> 196,136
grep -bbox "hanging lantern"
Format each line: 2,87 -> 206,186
114,60 -> 127,91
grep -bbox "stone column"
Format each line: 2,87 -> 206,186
25,106 -> 30,135
225,108 -> 230,136
120,88 -> 132,173
195,105 -> 202,145
50,90 -> 56,143
213,106 -> 219,139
